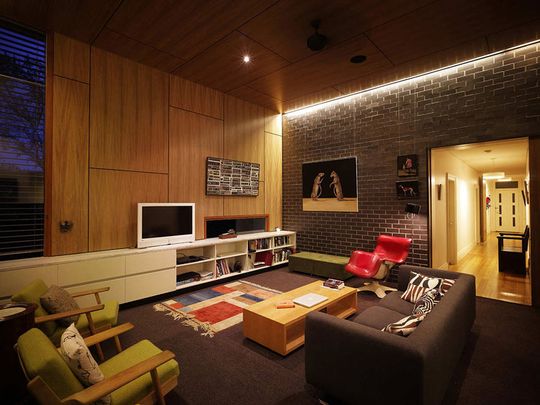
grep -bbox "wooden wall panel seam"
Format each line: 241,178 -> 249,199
88,166 -> 169,175
51,74 -> 90,86
168,105 -> 225,121
44,31 -> 55,256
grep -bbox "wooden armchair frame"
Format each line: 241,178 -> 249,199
20,323 -> 178,405
34,286 -> 113,360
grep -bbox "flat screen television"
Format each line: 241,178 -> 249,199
137,203 -> 195,248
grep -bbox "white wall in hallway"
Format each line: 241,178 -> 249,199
431,149 -> 481,268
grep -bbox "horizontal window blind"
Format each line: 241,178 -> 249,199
0,20 -> 45,261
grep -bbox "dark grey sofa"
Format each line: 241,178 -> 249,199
305,265 -> 476,405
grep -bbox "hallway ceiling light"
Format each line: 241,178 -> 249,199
483,172 -> 505,180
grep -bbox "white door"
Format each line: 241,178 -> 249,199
447,174 -> 457,265
494,188 -> 525,232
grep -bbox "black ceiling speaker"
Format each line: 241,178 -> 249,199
307,20 -> 327,51
350,55 -> 367,64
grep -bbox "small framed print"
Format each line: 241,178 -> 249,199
396,180 -> 420,199
397,154 -> 418,177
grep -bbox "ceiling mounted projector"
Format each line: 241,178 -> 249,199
307,20 -> 327,51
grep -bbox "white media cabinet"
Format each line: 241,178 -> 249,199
0,231 -> 296,305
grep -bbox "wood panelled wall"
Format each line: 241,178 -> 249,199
48,33 -> 282,255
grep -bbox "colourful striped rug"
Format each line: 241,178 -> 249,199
153,280 -> 281,337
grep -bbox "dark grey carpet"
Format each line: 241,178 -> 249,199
114,267 -> 540,405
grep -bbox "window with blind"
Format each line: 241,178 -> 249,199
0,21 -> 46,261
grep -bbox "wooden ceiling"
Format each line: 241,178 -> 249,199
2,0 -> 540,112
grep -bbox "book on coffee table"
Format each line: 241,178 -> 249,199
323,278 -> 345,290
276,300 -> 295,309
293,293 -> 328,308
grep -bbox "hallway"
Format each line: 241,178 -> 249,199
448,232 -> 531,305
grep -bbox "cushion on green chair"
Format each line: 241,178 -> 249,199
76,301 -> 119,333
17,328 -> 84,400
12,279 -> 58,337
100,339 -> 180,405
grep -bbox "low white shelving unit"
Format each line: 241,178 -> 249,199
174,231 -> 296,290
0,230 -> 296,305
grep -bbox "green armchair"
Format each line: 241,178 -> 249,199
11,279 -> 119,352
16,323 -> 180,405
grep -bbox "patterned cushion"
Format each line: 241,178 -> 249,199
401,272 -> 456,303
412,289 -> 441,316
382,314 -> 426,337
439,278 -> 456,297
40,285 -> 80,327
60,324 -> 111,405
401,272 -> 443,303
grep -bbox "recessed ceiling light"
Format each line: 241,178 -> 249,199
350,55 -> 367,64
242,55 -> 251,63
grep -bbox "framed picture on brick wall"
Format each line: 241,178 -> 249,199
302,157 -> 358,212
396,180 -> 419,199
397,154 -> 418,177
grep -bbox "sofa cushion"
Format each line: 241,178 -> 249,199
40,285 -> 80,327
382,314 -> 426,337
413,289 -> 441,316
351,306 -> 405,330
379,291 -> 414,315
401,272 -> 444,303
60,324 -> 111,405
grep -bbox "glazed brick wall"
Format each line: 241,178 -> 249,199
283,44 -> 540,266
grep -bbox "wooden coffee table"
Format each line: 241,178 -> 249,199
243,281 -> 357,355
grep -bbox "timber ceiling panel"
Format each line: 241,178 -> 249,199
173,31 -> 289,93
247,34 -> 392,101
238,0 -> 434,62
2,0 -> 540,112
93,28 -> 184,72
0,0 -> 122,42
365,0 -> 540,65
104,0 -> 277,60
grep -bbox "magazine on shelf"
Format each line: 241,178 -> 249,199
293,293 -> 328,308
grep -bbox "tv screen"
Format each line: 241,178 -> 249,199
137,203 -> 195,248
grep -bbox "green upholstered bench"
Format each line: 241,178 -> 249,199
288,252 -> 353,280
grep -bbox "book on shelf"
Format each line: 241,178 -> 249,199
255,251 -> 273,266
323,278 -> 345,290
248,238 -> 270,252
272,248 -> 292,264
274,235 -> 290,247
276,300 -> 295,309
214,259 -> 231,278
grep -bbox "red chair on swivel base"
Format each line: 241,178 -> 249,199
345,235 -> 412,298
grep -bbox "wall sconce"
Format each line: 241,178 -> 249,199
405,203 -> 421,219
437,184 -> 442,200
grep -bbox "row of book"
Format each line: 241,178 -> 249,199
248,238 -> 270,252
272,248 -> 292,264
274,235 -> 290,247
214,259 -> 231,278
